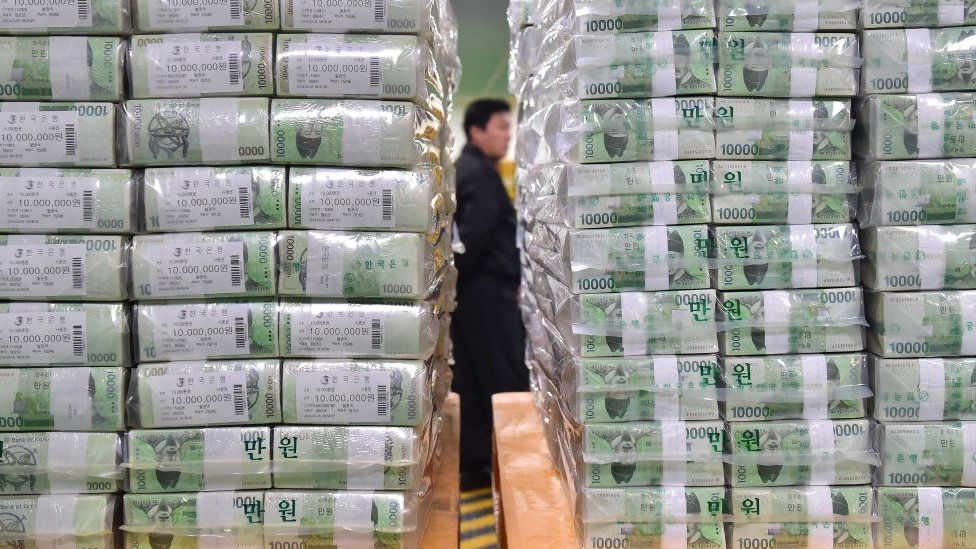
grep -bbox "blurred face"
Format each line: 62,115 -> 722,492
470,111 -> 512,160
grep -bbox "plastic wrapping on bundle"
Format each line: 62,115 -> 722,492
857,92 -> 976,160
126,360 -> 282,429
862,27 -> 976,94
527,222 -> 711,293
0,102 -> 116,167
720,353 -> 870,421
711,160 -> 858,224
275,34 -> 444,108
134,299 -> 279,362
0,494 -> 116,548
122,491 -> 265,548
125,427 -> 272,493
0,367 -> 125,432
534,30 -> 718,99
0,235 -> 129,300
141,166 -> 286,232
718,288 -> 866,355
270,99 -> 442,167
263,489 -> 432,549
130,231 -> 277,300
872,356 -> 976,421
714,98 -> 853,160
862,225 -> 976,290
131,0 -> 279,32
728,486 -> 876,549
0,168 -> 136,234
518,97 -> 716,165
524,161 -> 713,228
712,223 -> 862,290
717,0 -> 858,30
0,432 -> 122,494
0,37 -> 124,101
877,487 -> 976,549
0,302 -> 129,366
878,421 -> 976,486
715,32 -> 861,97
278,300 -> 440,360
119,98 -> 270,167
859,159 -> 976,226
861,0 -> 976,28
867,290 -> 976,357
128,33 -> 275,99
726,419 -> 877,486
277,229 -> 449,300
287,166 -> 449,232
0,0 -> 130,34
280,359 -> 434,426
272,421 -> 437,490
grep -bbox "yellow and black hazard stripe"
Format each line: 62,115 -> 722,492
459,487 -> 497,549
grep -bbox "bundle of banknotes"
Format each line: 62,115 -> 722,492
867,290 -> 976,357
859,93 -> 976,160
862,27 -> 976,94
860,159 -> 976,226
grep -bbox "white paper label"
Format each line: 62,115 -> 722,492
148,0 -> 245,29
0,176 -> 97,230
345,427 -> 387,489
789,225 -> 819,288
289,309 -> 385,355
918,487 -> 945,549
305,237 -> 346,296
763,290 -> 791,354
0,311 -> 85,364
652,356 -> 680,420
641,226 -> 670,290
156,172 -> 255,230
50,367 -> 93,430
199,98 -> 241,162
0,110 -> 79,164
918,358 -> 946,421
800,355 -> 829,419
661,420 -> 687,485
50,38 -> 92,100
148,41 -> 244,96
296,369 -> 392,423
300,178 -> 395,228
340,111 -> 383,167
0,241 -> 86,297
47,433 -> 90,493
788,131 -> 814,160
203,429 -> 249,489
661,486 -> 687,548
805,487 -> 834,548
962,423 -> 976,485
789,35 -> 818,96
148,303 -> 251,359
621,292 -> 648,355
148,370 -> 249,427
939,0 -> 966,25
196,491 -> 239,528
34,495 -> 77,536
962,291 -> 976,355
291,0 -> 388,30
792,0 -> 819,31
787,193 -> 814,224
0,0 -> 91,28
146,239 -> 245,297
291,36 -> 383,95
917,94 -> 946,159
917,226 -> 947,290
906,29 -> 934,93
807,420 -> 836,484
652,194 -> 678,225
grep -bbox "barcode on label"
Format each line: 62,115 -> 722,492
371,318 -> 383,351
229,254 -> 243,286
77,0 -> 90,20
64,124 -> 76,156
369,58 -> 381,87
381,189 -> 393,222
238,185 -> 252,219
82,190 -> 94,222
234,316 -> 247,348
228,53 -> 241,86
233,383 -> 246,416
71,257 -> 84,290
376,384 -> 388,416
374,0 -> 386,22
229,0 -> 242,19
72,324 -> 84,356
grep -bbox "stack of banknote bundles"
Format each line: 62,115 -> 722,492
712,3 -> 877,547
857,1 -> 976,545
511,0 -> 735,546
0,1 -> 131,545
120,4 -> 279,546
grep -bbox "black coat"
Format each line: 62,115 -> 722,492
454,143 -> 520,287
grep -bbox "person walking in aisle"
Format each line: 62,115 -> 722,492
452,98 -> 528,490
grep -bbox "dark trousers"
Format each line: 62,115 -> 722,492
451,275 -> 528,475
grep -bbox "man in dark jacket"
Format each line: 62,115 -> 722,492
452,99 -> 527,490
